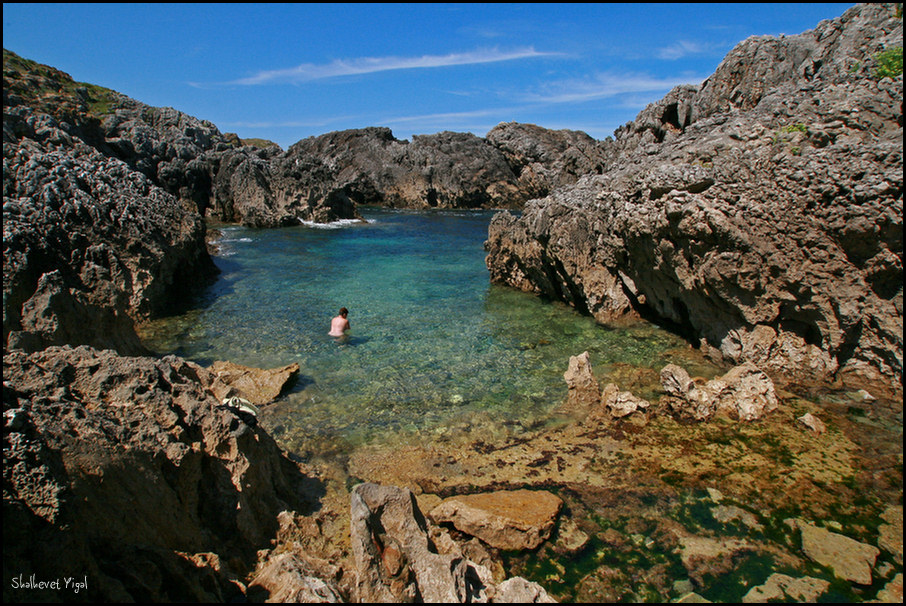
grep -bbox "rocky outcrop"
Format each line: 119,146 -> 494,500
3,345 -> 320,602
3,101 -> 217,353
350,483 -> 555,603
661,362 -> 779,422
486,3 -> 903,396
486,122 -> 606,200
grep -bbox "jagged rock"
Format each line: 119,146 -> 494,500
429,489 -> 562,551
492,577 -> 556,603
486,122 -> 606,200
741,573 -> 829,603
485,4 -> 903,397
560,351 -> 601,414
247,552 -> 343,603
600,382 -> 650,418
207,360 -> 301,406
797,412 -> 827,434
350,483 -> 554,603
2,345 -> 318,602
350,482 -> 474,603
796,519 -> 880,585
660,362 -> 778,421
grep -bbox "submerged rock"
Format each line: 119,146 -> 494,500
741,573 -> 830,603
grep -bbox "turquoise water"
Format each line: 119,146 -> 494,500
139,207 -> 721,453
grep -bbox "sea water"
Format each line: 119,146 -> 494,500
138,207 -> 722,454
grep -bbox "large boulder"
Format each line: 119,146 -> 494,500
486,4 -> 903,397
3,345 -> 319,602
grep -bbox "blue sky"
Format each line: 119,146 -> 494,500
3,3 -> 854,149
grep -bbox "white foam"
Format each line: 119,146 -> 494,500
298,218 -> 374,229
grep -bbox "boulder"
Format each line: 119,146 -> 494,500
796,520 -> 880,585
350,483 -> 555,603
797,412 -> 827,434
600,382 -> 650,418
350,482 -> 473,603
429,489 -> 562,551
207,360 -> 301,406
247,552 -> 343,603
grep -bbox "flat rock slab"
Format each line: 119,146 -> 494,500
208,360 -> 300,406
797,520 -> 880,585
430,489 -> 562,551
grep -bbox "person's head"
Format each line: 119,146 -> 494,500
339,307 -> 348,317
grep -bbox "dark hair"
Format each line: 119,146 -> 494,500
339,307 -> 348,316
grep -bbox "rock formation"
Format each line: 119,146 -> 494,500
3,345 -> 321,601
486,3 -> 903,397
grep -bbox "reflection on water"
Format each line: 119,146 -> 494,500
138,208 -> 725,454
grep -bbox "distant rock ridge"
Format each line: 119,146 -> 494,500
3,47 -> 606,354
486,3 -> 903,396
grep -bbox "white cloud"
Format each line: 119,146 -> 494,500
519,71 -> 704,105
228,47 -> 560,86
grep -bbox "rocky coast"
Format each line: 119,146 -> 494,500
3,3 -> 903,603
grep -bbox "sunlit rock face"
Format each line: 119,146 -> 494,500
487,3 -> 903,396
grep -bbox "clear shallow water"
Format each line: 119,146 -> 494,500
139,208 -> 722,454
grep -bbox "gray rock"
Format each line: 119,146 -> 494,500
485,4 -> 903,397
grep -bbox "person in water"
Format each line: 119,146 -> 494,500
329,307 -> 350,337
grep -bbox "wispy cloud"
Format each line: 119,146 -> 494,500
519,71 -> 704,105
225,47 -> 560,86
657,39 -> 727,60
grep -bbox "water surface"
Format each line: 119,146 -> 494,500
139,208 -> 722,454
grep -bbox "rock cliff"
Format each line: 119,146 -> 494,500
486,3 -> 903,396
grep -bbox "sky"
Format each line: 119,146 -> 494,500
3,3 -> 855,149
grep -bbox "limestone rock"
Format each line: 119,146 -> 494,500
797,412 -> 827,434
741,573 -> 830,602
600,382 -> 650,418
660,362 -> 778,422
492,577 -> 556,603
248,552 -> 343,603
485,4 -> 904,396
560,352 -> 600,414
429,489 -> 563,551
796,520 -> 880,585
350,483 -> 554,603
874,572 -> 903,603
207,360 -> 301,406
3,345 -> 316,602
350,482 -> 473,603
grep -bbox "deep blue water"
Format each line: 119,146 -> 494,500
139,207 -> 721,453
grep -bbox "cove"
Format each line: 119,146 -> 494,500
139,207 -> 723,455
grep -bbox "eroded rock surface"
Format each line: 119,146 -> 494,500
486,3 -> 903,396
3,345 -> 319,602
